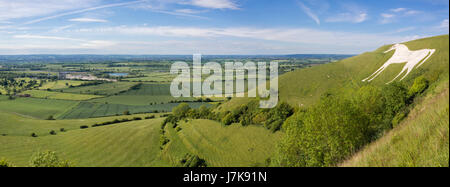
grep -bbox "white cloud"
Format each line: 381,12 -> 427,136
326,12 -> 367,23
391,8 -> 406,13
186,0 -> 239,10
71,26 -> 418,49
437,19 -> 449,30
13,34 -> 80,41
381,8 -> 422,24
298,2 -> 320,25
69,18 -> 108,23
22,0 -> 144,25
175,9 -> 205,14
9,34 -> 116,50
0,0 -> 97,21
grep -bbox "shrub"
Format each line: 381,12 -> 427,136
31,133 -> 38,137
46,115 -> 55,120
133,117 -> 142,120
179,154 -> 207,167
277,96 -> 370,167
408,76 -> 429,98
0,158 -> 13,167
49,130 -> 57,135
222,113 -> 235,126
145,115 -> 155,119
176,127 -> 182,132
80,125 -> 89,129
123,110 -> 131,115
159,135 -> 170,150
29,151 -> 73,167
172,103 -> 191,118
59,128 -> 65,132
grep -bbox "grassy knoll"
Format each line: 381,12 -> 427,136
0,118 -> 280,167
23,90 -> 103,101
0,97 -> 78,119
341,78 -> 449,167
59,82 -> 137,95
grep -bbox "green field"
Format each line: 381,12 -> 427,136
0,118 -> 280,167
59,102 -> 208,119
59,82 -> 138,95
0,97 -> 78,119
124,72 -> 175,82
39,80 -> 86,90
23,90 -> 103,101
90,84 -> 195,105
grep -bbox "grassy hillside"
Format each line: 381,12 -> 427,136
0,118 -> 280,167
342,77 -> 449,167
278,35 -> 449,107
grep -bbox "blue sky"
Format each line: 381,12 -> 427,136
0,0 -> 448,55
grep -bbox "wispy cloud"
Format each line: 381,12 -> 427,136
71,26 -> 417,48
436,19 -> 449,31
326,12 -> 367,23
185,0 -> 239,10
326,3 -> 368,23
0,0 -> 96,21
69,18 -> 108,23
21,0 -> 144,25
298,1 -> 320,25
380,7 -> 422,24
9,34 -> 116,50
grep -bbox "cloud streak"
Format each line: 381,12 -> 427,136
298,2 -> 320,25
21,0 -> 145,25
69,18 -> 108,23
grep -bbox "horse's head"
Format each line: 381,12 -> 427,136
384,44 -> 401,53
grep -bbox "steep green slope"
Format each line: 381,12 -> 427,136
278,35 -> 449,107
0,118 -> 280,167
342,78 -> 449,167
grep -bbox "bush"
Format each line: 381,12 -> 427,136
0,158 -> 13,167
176,127 -> 182,132
29,151 -> 73,167
222,113 -> 235,126
80,125 -> 89,129
60,128 -> 65,132
277,96 -> 371,167
46,115 -> 55,120
49,130 -> 57,135
172,103 -> 191,118
123,110 -> 130,115
133,117 -> 142,120
408,76 -> 429,98
31,133 -> 38,137
159,135 -> 170,150
179,154 -> 207,167
145,115 -> 155,119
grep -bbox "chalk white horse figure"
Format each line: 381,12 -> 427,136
362,44 -> 436,84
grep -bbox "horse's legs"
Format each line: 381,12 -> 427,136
363,64 -> 388,82
416,49 -> 435,68
400,67 -> 414,81
388,66 -> 408,84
